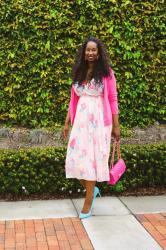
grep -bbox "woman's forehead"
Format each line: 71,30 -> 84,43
86,41 -> 98,49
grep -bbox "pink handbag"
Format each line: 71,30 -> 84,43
108,141 -> 126,185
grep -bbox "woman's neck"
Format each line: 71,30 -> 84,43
87,61 -> 95,71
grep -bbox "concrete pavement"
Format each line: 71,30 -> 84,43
0,195 -> 166,250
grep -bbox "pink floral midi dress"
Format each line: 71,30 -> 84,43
65,78 -> 112,182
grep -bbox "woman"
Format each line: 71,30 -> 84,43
63,37 -> 120,219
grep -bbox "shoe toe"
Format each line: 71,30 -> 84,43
79,212 -> 92,219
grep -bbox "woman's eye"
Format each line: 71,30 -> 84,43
86,50 -> 95,52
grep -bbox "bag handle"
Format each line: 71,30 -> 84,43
110,141 -> 121,167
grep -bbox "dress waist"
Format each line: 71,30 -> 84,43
80,93 -> 104,98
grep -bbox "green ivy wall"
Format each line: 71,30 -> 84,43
0,0 -> 165,128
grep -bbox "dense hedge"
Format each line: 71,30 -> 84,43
0,143 -> 165,196
0,0 -> 165,127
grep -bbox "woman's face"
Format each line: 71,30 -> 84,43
85,41 -> 99,62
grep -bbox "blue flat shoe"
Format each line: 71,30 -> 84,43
91,186 -> 101,210
79,211 -> 92,219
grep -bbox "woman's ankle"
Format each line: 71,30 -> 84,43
81,198 -> 93,213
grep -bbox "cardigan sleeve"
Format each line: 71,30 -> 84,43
68,85 -> 79,125
108,69 -> 119,115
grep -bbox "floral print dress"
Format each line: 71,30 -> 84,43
65,79 -> 112,182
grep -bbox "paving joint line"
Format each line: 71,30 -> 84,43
71,198 -> 79,217
118,196 -> 164,249
118,196 -> 134,215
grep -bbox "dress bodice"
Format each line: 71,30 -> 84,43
73,78 -> 104,97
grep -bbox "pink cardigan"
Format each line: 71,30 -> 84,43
68,69 -> 119,126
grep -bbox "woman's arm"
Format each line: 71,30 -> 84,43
112,114 -> 120,127
112,114 -> 120,141
65,108 -> 70,126
63,108 -> 70,139
63,84 -> 79,139
63,86 -> 72,139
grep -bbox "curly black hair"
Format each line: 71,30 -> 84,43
72,37 -> 112,85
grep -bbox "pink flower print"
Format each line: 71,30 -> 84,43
82,149 -> 87,156
80,149 -> 87,158
92,120 -> 98,128
94,119 -> 98,128
92,160 -> 97,170
89,114 -> 94,123
80,122 -> 85,128
80,169 -> 86,176
69,158 -> 75,167
89,83 -> 95,89
69,138 -> 76,149
79,102 -> 86,112
93,137 -> 96,145
81,103 -> 86,110
95,85 -> 99,91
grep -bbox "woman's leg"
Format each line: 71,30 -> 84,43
80,179 -> 85,188
81,180 -> 96,213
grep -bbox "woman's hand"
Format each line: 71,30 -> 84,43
112,126 -> 120,142
63,123 -> 70,140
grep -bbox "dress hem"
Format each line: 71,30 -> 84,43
66,175 -> 109,182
